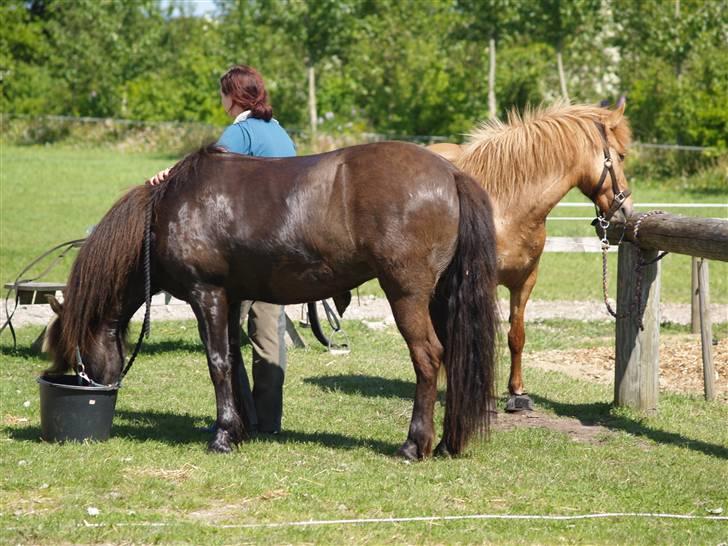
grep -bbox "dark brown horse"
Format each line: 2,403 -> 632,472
44,141 -> 499,459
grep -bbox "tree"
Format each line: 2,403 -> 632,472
227,0 -> 357,141
614,0 -> 726,80
41,0 -> 165,117
455,0 -> 522,118
527,0 -> 600,100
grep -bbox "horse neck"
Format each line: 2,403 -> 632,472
490,162 -> 581,227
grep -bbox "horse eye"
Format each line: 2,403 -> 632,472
618,153 -> 625,162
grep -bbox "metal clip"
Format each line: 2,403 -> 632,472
604,158 -> 612,168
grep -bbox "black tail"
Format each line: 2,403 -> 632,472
431,172 -> 499,455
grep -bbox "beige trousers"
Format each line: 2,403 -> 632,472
240,301 -> 287,433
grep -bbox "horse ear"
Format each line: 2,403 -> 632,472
47,295 -> 63,315
606,101 -> 626,129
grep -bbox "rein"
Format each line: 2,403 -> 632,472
75,201 -> 153,388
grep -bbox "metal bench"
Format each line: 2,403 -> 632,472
4,281 -> 66,305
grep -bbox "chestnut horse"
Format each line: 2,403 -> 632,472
44,141 -> 499,459
429,103 -> 634,408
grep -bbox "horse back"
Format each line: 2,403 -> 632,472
153,142 -> 462,302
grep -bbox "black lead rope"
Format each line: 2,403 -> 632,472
119,201 -> 153,380
116,201 -> 153,382
75,202 -> 153,388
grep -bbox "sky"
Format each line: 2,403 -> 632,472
159,0 -> 219,18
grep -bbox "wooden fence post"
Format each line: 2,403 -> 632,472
691,257 -> 700,334
614,242 -> 661,414
697,258 -> 715,401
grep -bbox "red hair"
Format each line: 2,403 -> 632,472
219,65 -> 273,121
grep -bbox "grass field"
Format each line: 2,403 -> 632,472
1,319 -> 727,545
1,144 -> 727,543
1,145 -> 726,305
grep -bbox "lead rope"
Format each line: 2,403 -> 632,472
599,210 -> 669,330
75,202 -> 153,388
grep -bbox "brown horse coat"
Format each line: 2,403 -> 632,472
46,141 -> 499,459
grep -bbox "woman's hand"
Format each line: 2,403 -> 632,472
147,167 -> 171,186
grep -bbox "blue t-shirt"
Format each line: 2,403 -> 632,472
216,117 -> 296,158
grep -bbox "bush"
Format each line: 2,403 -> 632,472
1,115 -> 219,154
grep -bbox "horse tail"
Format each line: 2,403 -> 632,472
46,185 -> 153,373
431,171 -> 499,455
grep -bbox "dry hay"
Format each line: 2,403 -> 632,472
529,336 -> 727,401
123,463 -> 201,483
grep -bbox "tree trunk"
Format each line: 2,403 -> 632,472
674,0 -> 682,79
488,37 -> 497,119
557,47 -> 569,101
307,63 -> 317,143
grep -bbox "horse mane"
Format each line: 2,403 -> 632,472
455,102 -> 632,202
47,144 -> 224,372
154,143 -> 226,200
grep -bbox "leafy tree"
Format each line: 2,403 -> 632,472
526,0 -> 601,100
41,0 -> 166,117
340,0 -> 475,136
614,0 -> 728,146
455,0 -> 522,118
0,0 -> 60,114
614,0 -> 727,79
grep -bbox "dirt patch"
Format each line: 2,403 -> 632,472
492,410 -> 612,444
7,296 -> 727,328
527,336 -> 728,401
187,489 -> 288,522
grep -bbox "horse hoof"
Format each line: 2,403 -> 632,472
433,441 -> 453,458
208,429 -> 235,453
505,394 -> 534,413
396,441 -> 422,461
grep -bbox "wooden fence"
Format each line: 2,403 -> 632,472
602,212 -> 728,411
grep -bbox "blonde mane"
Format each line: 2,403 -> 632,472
455,103 -> 632,202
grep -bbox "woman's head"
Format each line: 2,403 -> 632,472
219,65 -> 273,121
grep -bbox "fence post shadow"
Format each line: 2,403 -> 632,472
529,393 -> 728,460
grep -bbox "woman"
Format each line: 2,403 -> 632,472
148,65 -> 296,434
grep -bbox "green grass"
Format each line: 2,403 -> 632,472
1,320 -> 726,544
0,145 -> 173,283
2,145 -> 727,304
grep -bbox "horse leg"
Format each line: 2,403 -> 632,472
228,301 -> 257,436
189,288 -> 245,452
386,292 -> 443,460
506,267 -> 539,412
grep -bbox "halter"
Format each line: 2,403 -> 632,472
590,122 -> 631,224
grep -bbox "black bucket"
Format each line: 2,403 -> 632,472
37,375 -> 118,442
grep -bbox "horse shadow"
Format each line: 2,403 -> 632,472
304,375 -> 728,459
136,339 -> 202,356
304,373 -> 452,411
529,394 -> 728,460
5,407 -> 400,455
304,374 -> 416,400
0,344 -> 41,359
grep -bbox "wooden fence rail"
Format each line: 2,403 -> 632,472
602,212 -> 728,409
